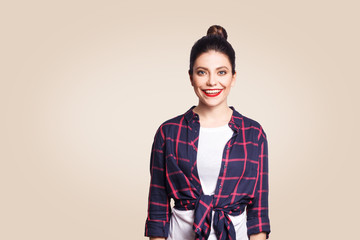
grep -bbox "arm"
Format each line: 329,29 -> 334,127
249,232 -> 267,240
246,128 -> 271,239
144,127 -> 171,238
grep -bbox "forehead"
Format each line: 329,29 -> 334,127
194,51 -> 231,67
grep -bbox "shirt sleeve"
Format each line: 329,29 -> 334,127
144,127 -> 171,238
246,128 -> 271,239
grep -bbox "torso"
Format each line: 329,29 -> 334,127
167,123 -> 249,240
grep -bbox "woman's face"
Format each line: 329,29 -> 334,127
190,50 -> 236,108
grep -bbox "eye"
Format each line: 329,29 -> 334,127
197,70 -> 206,76
218,70 -> 227,75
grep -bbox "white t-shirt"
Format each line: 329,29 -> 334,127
166,124 -> 249,240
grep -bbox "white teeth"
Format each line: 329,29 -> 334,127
204,89 -> 221,94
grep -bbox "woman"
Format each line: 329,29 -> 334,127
145,25 -> 271,240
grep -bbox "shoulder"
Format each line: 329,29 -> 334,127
246,115 -> 267,141
153,110 -> 189,140
162,112 -> 186,126
233,108 -> 267,142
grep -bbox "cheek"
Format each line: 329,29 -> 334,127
192,79 -> 202,88
220,78 -> 233,87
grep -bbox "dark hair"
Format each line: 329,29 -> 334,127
189,25 -> 236,75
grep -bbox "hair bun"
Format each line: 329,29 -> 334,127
206,25 -> 228,40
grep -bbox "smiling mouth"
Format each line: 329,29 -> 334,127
202,89 -> 223,97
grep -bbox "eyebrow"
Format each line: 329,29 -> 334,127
195,66 -> 229,71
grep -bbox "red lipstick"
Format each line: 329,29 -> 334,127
202,89 -> 223,97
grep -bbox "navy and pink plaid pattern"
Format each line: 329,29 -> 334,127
145,106 -> 270,240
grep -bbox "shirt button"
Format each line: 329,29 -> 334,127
219,185 -> 222,189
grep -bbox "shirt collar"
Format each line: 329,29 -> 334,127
184,105 -> 243,133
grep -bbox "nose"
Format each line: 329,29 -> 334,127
207,73 -> 216,86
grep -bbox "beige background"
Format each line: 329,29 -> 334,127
1,0 -> 359,239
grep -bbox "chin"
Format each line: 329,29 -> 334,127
200,100 -> 225,108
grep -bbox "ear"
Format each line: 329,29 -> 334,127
231,71 -> 237,87
189,70 -> 194,86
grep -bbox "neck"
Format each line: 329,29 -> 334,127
193,102 -> 233,127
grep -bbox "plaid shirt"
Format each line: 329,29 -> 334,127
145,106 -> 270,240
